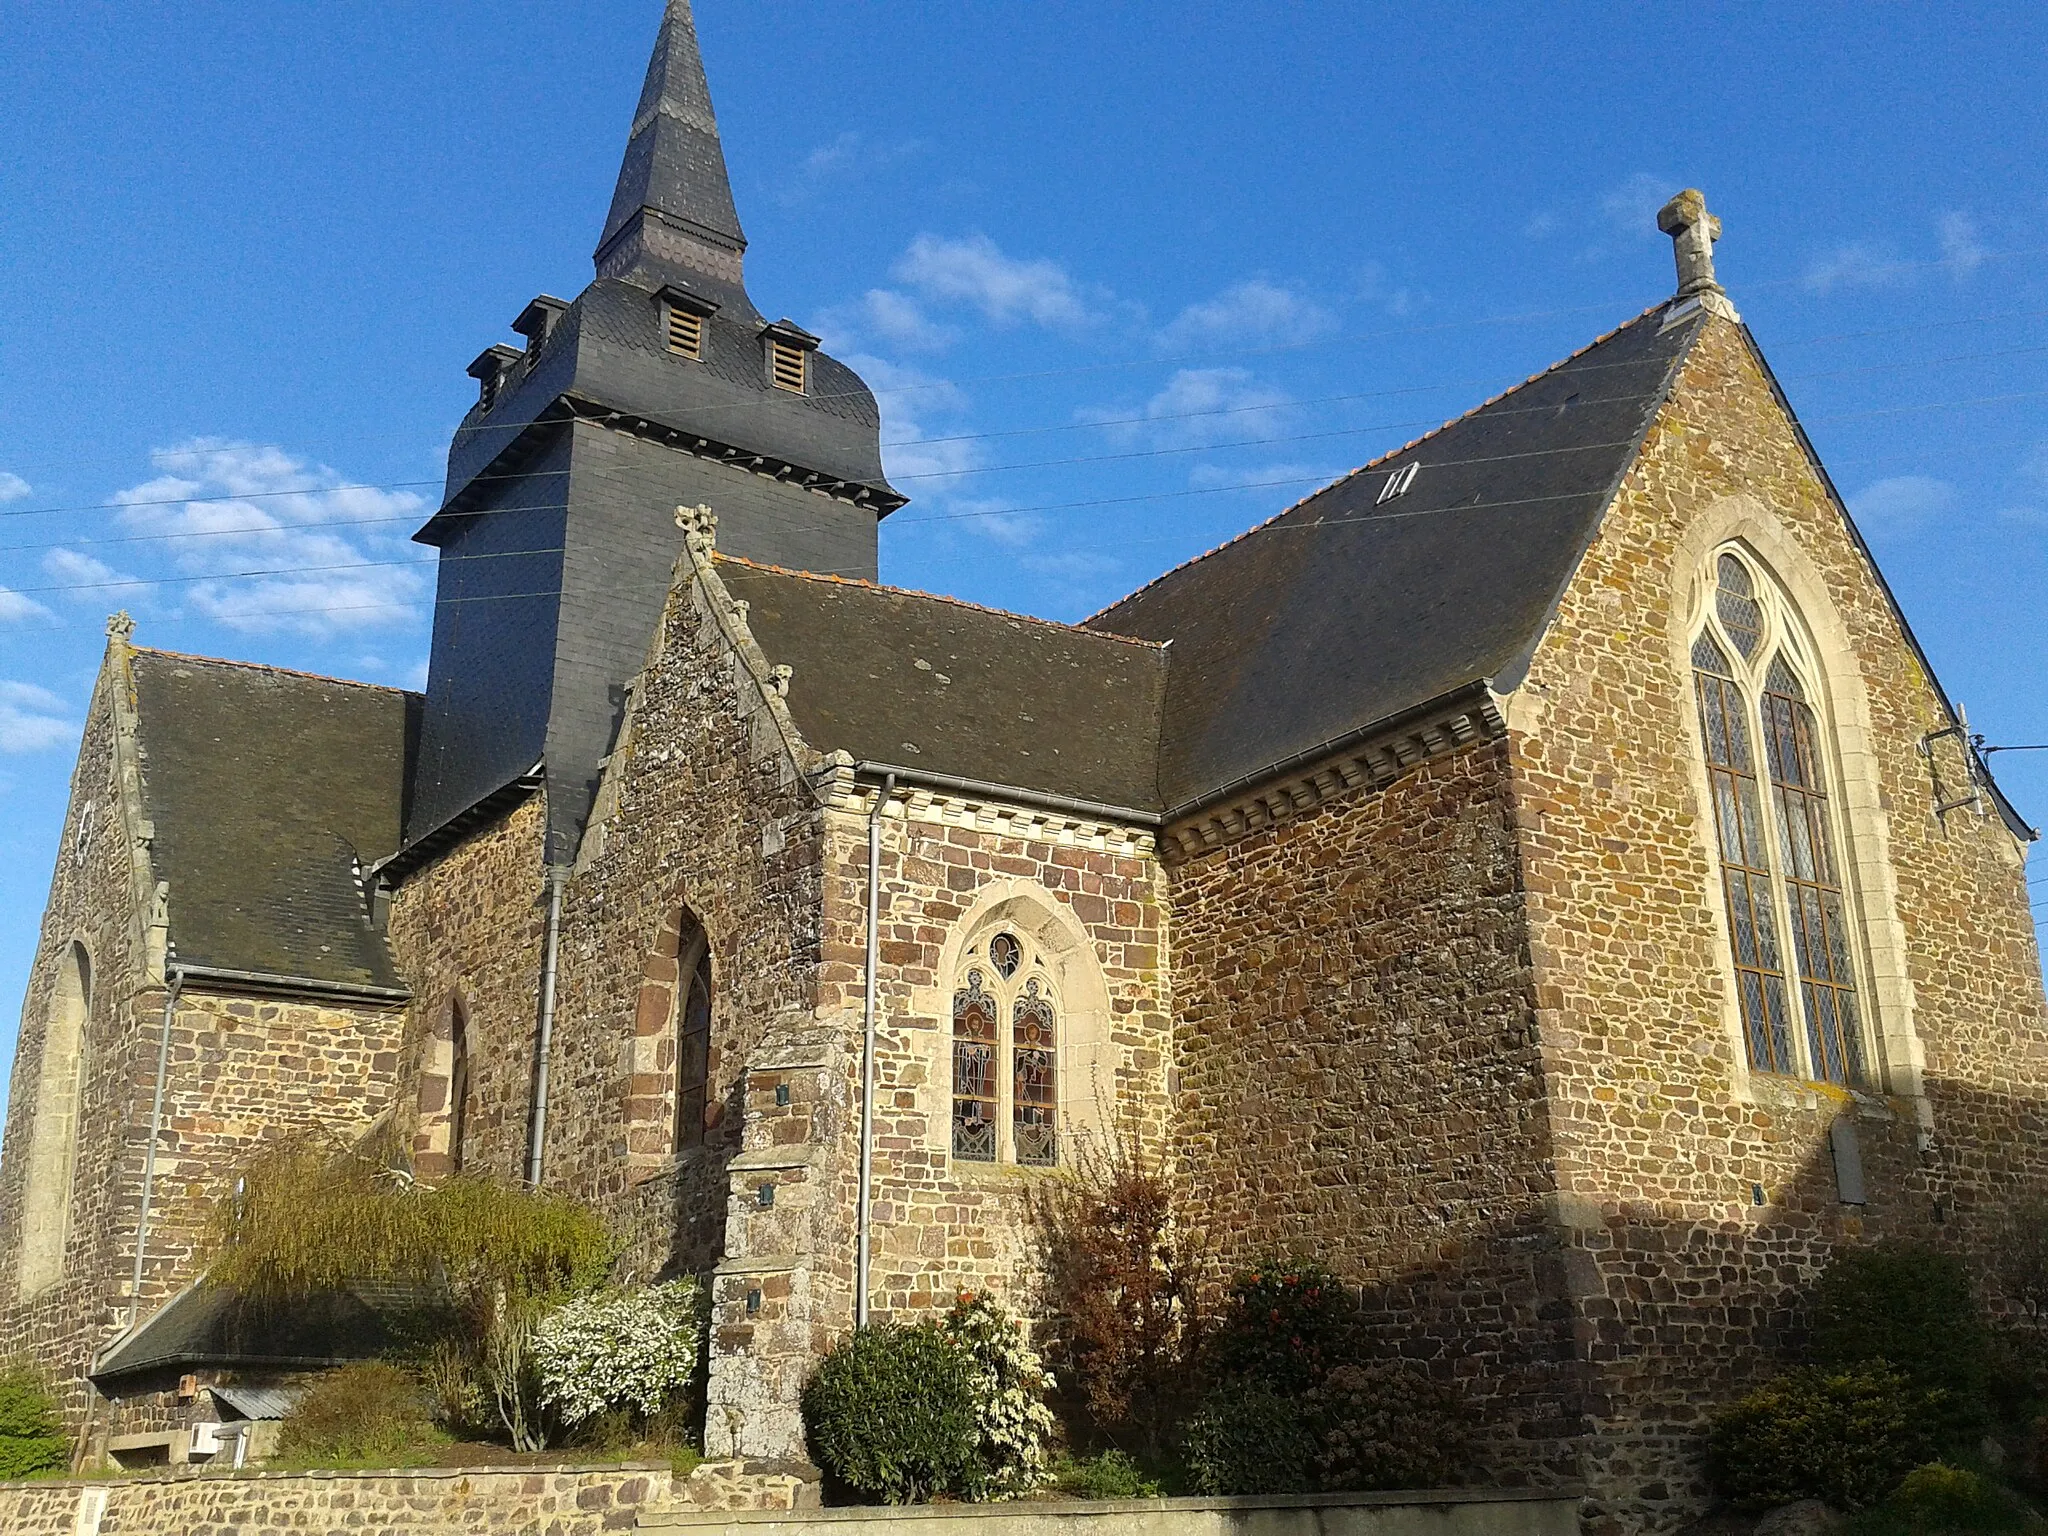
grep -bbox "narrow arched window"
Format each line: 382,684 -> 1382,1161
675,938 -> 713,1149
1691,545 -> 1870,1085
19,943 -> 90,1298
952,970 -> 999,1162
447,998 -> 470,1173
951,930 -> 1058,1166
1761,657 -> 1865,1084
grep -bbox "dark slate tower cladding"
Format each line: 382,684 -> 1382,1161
406,0 -> 902,862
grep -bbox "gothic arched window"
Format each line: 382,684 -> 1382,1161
951,930 -> 1058,1166
447,998 -> 470,1173
1691,546 -> 1868,1085
675,934 -> 713,1150
18,942 -> 89,1299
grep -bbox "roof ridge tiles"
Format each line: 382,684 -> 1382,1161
130,645 -> 413,694
710,553 -> 1169,650
1083,301 -> 1669,627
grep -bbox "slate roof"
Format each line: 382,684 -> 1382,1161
718,557 -> 1170,813
92,1280 -> 404,1383
1088,305 -> 1707,810
131,650 -> 414,992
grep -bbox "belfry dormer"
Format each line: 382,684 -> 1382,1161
594,0 -> 751,302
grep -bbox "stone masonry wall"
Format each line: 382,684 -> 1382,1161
817,784 -> 1171,1323
1509,313 -> 2048,1533
386,794 -> 551,1186
0,1458 -> 817,1536
1167,738 -> 1574,1487
0,643 -> 158,1427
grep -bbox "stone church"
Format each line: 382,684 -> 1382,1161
4,2 -> 2043,1528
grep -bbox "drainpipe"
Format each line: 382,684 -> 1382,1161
855,772 -> 895,1328
129,964 -> 183,1329
525,865 -> 567,1188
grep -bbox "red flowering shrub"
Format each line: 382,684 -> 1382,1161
1205,1257 -> 1354,1394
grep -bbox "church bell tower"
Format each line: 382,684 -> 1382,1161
402,0 -> 902,866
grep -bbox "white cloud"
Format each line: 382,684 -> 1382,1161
112,438 -> 429,636
1600,173 -> 1676,239
1850,474 -> 1957,534
1085,368 -> 1295,451
776,132 -> 921,205
819,289 -> 959,355
0,588 -> 54,623
1524,210 -> 1560,241
1804,244 -> 1911,295
1188,460 -> 1334,492
0,681 -> 74,753
0,472 -> 29,503
1355,262 -> 1418,317
1938,212 -> 1986,280
892,234 -> 1100,329
1159,279 -> 1336,351
41,547 -> 128,598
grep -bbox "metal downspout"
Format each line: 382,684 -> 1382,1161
526,865 -> 567,1188
856,772 -> 895,1328
129,964 -> 183,1328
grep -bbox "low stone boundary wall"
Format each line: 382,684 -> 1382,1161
0,1457 -> 818,1535
641,1487 -> 1583,1536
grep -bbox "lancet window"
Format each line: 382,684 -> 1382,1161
675,939 -> 713,1150
1691,546 -> 1869,1085
952,929 -> 1058,1166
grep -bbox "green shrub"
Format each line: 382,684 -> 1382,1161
0,1366 -> 67,1481
1206,1258 -> 1354,1395
1812,1245 -> 1988,1445
1709,1362 -> 1941,1512
276,1361 -> 446,1468
1182,1385 -> 1317,1496
801,1324 -> 983,1503
1050,1449 -> 1163,1499
532,1277 -> 706,1428
1848,1462 -> 2044,1536
1306,1361 -> 1468,1492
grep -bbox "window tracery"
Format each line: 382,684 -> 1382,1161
1690,544 -> 1870,1086
951,930 -> 1058,1165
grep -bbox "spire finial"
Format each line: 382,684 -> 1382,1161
106,610 -> 134,644
594,1 -> 750,293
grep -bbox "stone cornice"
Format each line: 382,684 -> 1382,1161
1157,686 -> 1507,864
815,760 -> 1157,860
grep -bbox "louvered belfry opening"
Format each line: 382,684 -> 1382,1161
666,304 -> 704,359
768,337 -> 807,393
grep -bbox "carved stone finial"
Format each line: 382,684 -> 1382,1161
106,610 -> 135,643
768,664 -> 793,698
676,503 -> 718,552
1657,189 -> 1725,300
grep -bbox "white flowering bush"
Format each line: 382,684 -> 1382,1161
531,1277 -> 707,1424
943,1291 -> 1058,1497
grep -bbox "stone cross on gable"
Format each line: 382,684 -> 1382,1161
1657,189 -> 1725,300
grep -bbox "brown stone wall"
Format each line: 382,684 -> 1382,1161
0,1458 -> 815,1535
0,646 -> 158,1421
1166,738 -> 1569,1485
1510,313 -> 2048,1531
385,794 -> 551,1185
822,789 -> 1171,1321
538,563 -> 828,1285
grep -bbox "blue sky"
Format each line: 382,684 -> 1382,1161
3,2 -> 2045,1077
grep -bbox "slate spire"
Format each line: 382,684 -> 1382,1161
593,0 -> 749,294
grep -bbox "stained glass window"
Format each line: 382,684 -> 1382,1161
952,969 -> 999,1161
1762,657 -> 1865,1085
676,948 -> 713,1147
1693,631 -> 1796,1074
1716,553 -> 1764,660
989,932 -> 1022,979
1012,979 -> 1057,1167
1692,546 -> 1872,1086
